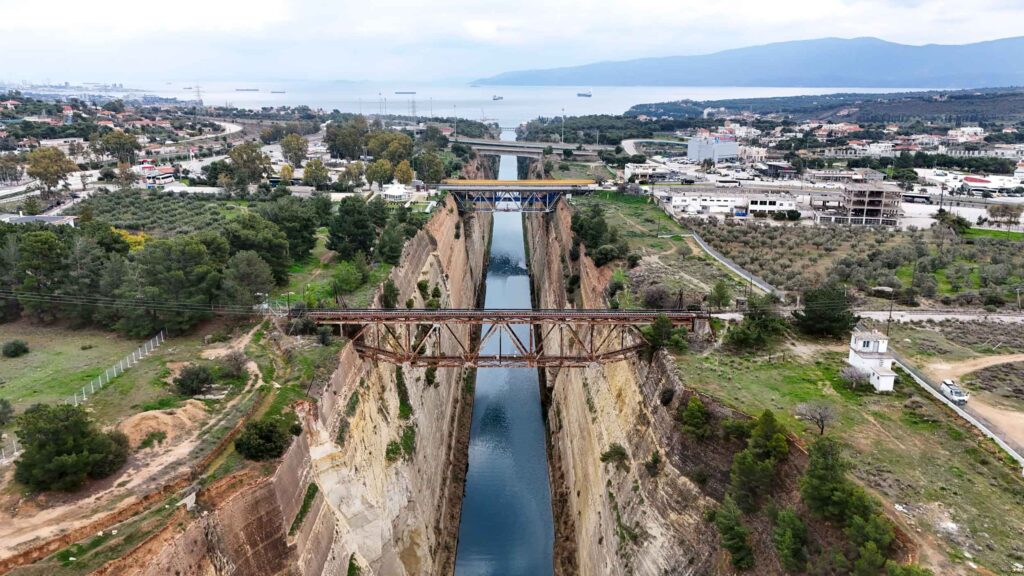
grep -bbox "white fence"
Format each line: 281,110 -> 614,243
0,331 -> 166,467
66,331 -> 166,406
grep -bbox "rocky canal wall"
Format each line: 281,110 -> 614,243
525,200 -> 719,576
114,196 -> 490,576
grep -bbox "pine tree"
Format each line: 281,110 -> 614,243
714,496 -> 755,570
772,508 -> 808,573
729,449 -> 773,512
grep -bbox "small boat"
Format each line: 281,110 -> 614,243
270,90 -> 286,94
183,86 -> 193,90
235,88 -> 260,92
492,95 -> 504,101
577,91 -> 592,98
395,91 -> 417,95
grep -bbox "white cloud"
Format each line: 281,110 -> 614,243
0,0 -> 1021,82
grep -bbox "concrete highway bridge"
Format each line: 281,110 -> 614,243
305,308 -> 711,367
438,179 -> 595,212
450,136 -> 608,159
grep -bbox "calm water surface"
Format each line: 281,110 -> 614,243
454,146 -> 554,575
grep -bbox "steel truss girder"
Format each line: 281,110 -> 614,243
338,318 -> 694,368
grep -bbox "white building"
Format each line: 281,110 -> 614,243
625,162 -> 671,181
847,330 -> 896,392
662,190 -> 796,216
687,135 -> 739,163
747,194 -> 797,214
381,182 -> 411,203
1015,161 -> 1024,181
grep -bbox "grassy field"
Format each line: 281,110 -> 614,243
573,192 -> 746,298
271,227 -> 391,308
963,227 -> 1024,240
550,162 -> 614,181
674,346 -> 1024,572
0,323 -> 143,411
0,318 -> 240,433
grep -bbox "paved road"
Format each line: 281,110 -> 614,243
620,138 -> 687,157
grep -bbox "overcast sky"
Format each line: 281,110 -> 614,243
1,0 -> 1022,85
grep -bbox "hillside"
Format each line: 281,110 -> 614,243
476,36 -> 1024,88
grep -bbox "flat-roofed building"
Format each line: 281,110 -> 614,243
687,135 -> 738,163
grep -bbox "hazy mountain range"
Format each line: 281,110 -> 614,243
476,37 -> 1024,88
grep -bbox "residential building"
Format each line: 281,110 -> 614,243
847,330 -> 896,393
687,135 -> 738,163
1015,161 -> 1024,181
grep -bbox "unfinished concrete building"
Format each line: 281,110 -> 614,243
815,182 -> 903,226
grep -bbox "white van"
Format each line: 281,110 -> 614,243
941,380 -> 970,406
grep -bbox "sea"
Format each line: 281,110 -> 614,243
138,81 -> 920,127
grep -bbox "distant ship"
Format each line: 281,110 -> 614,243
270,90 -> 286,94
235,88 -> 260,92
492,95 -> 504,101
395,91 -> 417,95
577,91 -> 593,98
183,86 -> 193,90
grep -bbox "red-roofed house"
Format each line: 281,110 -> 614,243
0,100 -> 19,110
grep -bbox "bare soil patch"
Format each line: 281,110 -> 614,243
117,400 -> 208,448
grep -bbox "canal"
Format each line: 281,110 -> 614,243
454,147 -> 555,575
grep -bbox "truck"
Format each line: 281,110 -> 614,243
941,380 -> 970,406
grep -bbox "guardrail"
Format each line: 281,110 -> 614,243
685,231 -> 781,296
890,349 -> 1024,475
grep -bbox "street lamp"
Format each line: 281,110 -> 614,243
561,108 -> 565,143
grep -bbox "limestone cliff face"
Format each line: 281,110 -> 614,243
459,154 -> 498,180
525,201 -> 719,576
308,197 -> 491,576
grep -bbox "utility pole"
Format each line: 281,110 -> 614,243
886,298 -> 894,336
561,108 -> 565,143
454,105 -> 458,138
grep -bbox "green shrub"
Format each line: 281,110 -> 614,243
235,420 -> 291,461
174,364 -> 215,396
644,451 -> 661,476
138,430 -> 167,449
14,404 -> 129,491
395,367 -> 412,420
677,396 -> 711,439
0,398 -> 13,426
600,443 -> 630,471
2,339 -> 29,358
721,418 -> 754,441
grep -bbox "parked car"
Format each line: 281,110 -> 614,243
941,379 -> 970,406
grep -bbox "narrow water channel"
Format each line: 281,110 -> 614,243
454,150 -> 554,575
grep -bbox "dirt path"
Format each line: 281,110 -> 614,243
925,353 -> 1024,382
0,324 -> 267,558
967,399 -> 1024,451
923,353 -> 1024,453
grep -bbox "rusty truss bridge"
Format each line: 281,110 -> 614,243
304,308 -> 710,367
